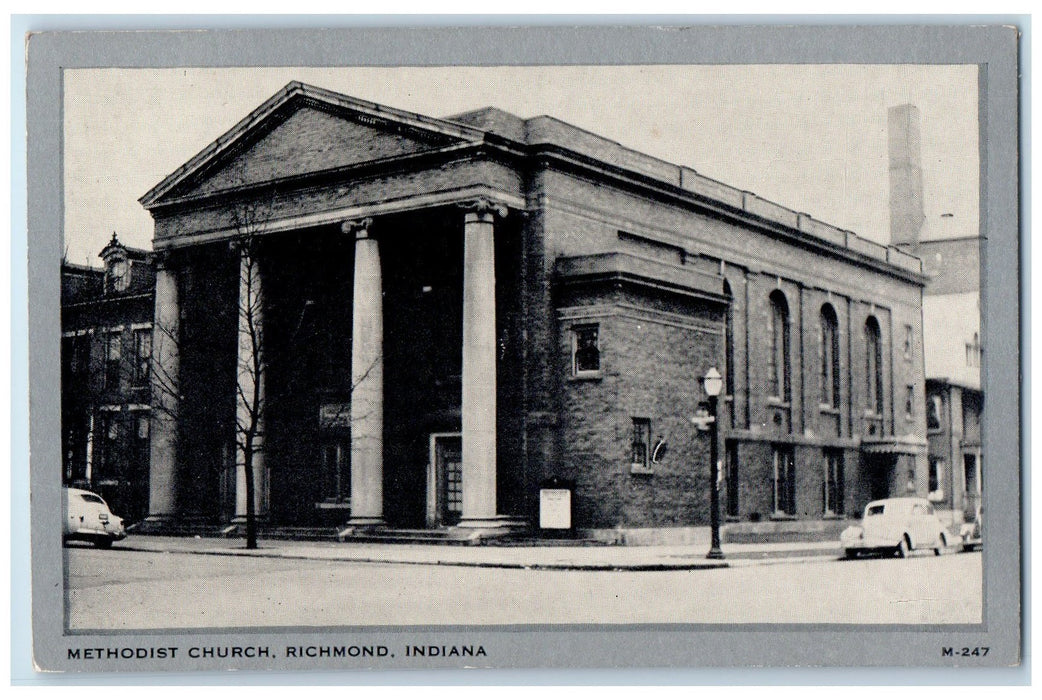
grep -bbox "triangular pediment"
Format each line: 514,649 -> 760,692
142,82 -> 484,207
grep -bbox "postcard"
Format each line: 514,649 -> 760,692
22,23 -> 1021,674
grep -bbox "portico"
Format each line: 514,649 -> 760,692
144,196 -> 522,532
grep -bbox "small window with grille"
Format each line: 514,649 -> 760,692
572,325 -> 601,376
630,418 -> 652,474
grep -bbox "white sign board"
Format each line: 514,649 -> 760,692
539,488 -> 571,529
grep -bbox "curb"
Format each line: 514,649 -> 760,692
107,543 -> 844,571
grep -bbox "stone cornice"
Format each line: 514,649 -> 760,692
555,252 -> 729,306
152,185 -> 526,251
529,144 -> 927,287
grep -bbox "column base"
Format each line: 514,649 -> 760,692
337,520 -> 386,541
346,517 -> 386,527
454,515 -> 527,531
142,513 -> 179,524
230,514 -> 270,524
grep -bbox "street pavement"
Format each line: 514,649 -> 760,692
111,533 -> 847,570
65,543 -> 983,627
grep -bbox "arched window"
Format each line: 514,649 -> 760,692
820,305 -> 840,408
768,291 -> 791,401
865,316 -> 883,414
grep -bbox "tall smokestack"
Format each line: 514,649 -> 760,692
888,104 -> 926,247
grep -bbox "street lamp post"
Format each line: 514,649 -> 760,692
703,366 -> 725,560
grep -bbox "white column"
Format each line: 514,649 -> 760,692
234,241 -> 268,519
458,199 -> 507,528
146,255 -> 180,520
346,218 -> 385,526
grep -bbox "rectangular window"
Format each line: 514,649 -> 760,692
630,418 -> 651,473
963,454 -> 978,495
823,449 -> 844,515
929,457 -> 945,501
903,324 -> 914,359
905,384 -> 915,418
100,413 -> 121,479
965,332 -> 981,367
572,325 -> 600,375
136,413 -> 150,440
76,335 -> 91,374
105,331 -> 122,390
322,441 -> 350,503
927,394 -> 942,430
64,334 -> 91,375
133,329 -> 152,386
772,445 -> 796,516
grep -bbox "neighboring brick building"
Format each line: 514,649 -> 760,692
916,235 -> 983,519
61,234 -> 155,523
889,104 -> 983,523
135,82 -> 929,537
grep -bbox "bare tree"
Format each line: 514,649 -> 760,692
231,232 -> 265,549
147,182 -> 272,549
147,173 -> 383,547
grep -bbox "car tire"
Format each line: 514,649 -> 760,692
94,538 -> 113,549
934,533 -> 948,556
896,536 -> 910,558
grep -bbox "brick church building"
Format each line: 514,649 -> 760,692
137,82 -> 929,538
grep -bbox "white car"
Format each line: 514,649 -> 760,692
62,487 -> 126,548
840,497 -> 954,559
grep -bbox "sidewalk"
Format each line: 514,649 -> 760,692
113,535 -> 843,571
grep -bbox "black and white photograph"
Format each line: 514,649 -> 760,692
22,24 -> 1021,674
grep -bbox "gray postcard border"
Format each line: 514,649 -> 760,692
19,20 -> 1024,680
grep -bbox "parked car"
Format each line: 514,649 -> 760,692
840,497 -> 954,559
63,487 -> 126,548
960,506 -> 982,552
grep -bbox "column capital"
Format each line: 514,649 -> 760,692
228,235 -> 260,256
151,249 -> 177,271
460,197 -> 508,223
341,217 -> 374,240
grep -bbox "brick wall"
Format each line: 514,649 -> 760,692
554,287 -> 725,527
186,106 -> 459,198
535,165 -> 927,527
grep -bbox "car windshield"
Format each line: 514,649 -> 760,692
866,504 -> 886,516
79,493 -> 105,504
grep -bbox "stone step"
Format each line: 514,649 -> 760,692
339,528 -> 479,546
255,527 -> 342,542
127,521 -> 228,538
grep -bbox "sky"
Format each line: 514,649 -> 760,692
62,64 -> 979,265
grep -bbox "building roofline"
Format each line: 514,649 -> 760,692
141,82 -> 925,282
61,261 -> 102,273
140,81 -> 489,209
914,236 -> 983,245
926,377 -> 982,393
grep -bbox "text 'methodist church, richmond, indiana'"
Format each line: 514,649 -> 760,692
134,81 -> 929,541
